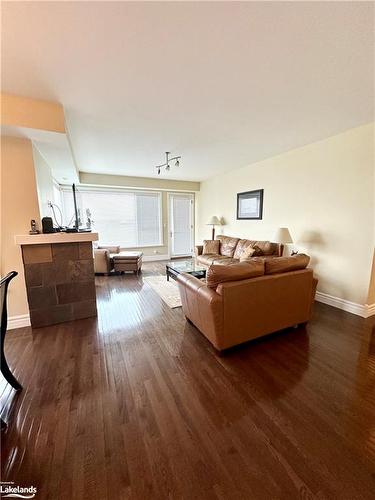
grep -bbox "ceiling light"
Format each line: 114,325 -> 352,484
155,152 -> 181,175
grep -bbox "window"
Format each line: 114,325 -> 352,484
61,187 -> 162,247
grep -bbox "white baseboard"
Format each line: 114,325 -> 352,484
7,313 -> 31,330
315,292 -> 375,318
366,303 -> 375,318
143,254 -> 170,262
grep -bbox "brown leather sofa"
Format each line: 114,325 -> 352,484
195,235 -> 283,266
176,255 -> 318,352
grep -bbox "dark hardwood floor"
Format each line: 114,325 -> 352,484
1,261 -> 374,499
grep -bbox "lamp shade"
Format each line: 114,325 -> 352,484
274,227 -> 293,244
207,216 -> 220,225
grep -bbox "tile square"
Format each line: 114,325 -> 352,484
22,244 -> 52,264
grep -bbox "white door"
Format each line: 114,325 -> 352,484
169,194 -> 194,257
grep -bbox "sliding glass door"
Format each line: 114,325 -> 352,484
169,193 -> 194,257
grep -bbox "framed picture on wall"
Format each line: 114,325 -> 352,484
237,189 -> 264,220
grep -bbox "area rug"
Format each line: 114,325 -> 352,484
144,275 -> 182,308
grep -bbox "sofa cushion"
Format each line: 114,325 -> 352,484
197,254 -> 231,266
213,257 -> 239,265
217,235 -> 240,257
265,254 -> 310,275
203,239 -> 220,255
239,246 -> 256,262
253,241 -> 277,255
233,239 -> 277,258
206,261 -> 265,289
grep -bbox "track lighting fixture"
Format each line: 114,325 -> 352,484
155,152 -> 182,174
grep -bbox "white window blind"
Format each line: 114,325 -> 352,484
61,188 -> 162,247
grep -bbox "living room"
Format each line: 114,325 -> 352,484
1,2 -> 374,499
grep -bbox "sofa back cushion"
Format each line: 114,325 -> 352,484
202,239 -> 220,255
217,235 -> 240,257
206,260 -> 265,289
254,241 -> 277,256
233,239 -> 278,258
265,254 -> 310,275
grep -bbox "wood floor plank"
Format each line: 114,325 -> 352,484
1,261 -> 374,499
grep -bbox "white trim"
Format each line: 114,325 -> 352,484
7,314 -> 31,330
366,303 -> 375,318
61,182 -> 199,194
315,292 -> 374,318
143,254 -> 170,262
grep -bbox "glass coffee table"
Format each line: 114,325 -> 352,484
166,260 -> 207,281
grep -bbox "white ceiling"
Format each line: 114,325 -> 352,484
2,1 -> 374,182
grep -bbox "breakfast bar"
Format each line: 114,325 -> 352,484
15,233 -> 98,328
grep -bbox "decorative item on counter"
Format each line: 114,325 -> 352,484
29,219 -> 40,235
42,217 -> 55,234
86,208 -> 93,230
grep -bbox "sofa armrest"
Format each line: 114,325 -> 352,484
176,273 -> 223,350
309,276 -> 319,318
195,245 -> 203,257
94,249 -> 111,274
177,272 -> 216,299
98,245 -> 120,254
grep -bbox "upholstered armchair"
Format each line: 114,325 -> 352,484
93,245 -> 120,275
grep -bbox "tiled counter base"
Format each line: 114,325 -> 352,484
22,242 -> 97,328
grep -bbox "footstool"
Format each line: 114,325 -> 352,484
113,251 -> 143,274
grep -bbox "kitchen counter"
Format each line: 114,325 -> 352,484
15,232 -> 98,245
16,233 -> 98,328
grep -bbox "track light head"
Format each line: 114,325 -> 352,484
154,152 -> 181,174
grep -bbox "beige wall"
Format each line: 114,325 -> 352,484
1,93 -> 65,133
1,136 -> 41,317
197,123 -> 374,306
33,146 -> 55,218
79,173 -> 199,257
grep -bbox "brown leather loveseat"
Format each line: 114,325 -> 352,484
177,255 -> 318,352
195,235 -> 283,266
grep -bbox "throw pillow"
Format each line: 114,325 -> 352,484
239,246 -> 256,262
251,245 -> 264,256
203,239 -> 220,255
206,261 -> 265,289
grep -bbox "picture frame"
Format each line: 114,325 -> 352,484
237,189 -> 264,220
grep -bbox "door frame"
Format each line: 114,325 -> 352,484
168,192 -> 195,258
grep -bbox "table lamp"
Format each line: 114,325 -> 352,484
207,216 -> 221,240
274,227 -> 294,256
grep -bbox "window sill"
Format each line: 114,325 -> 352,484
103,243 -> 165,250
